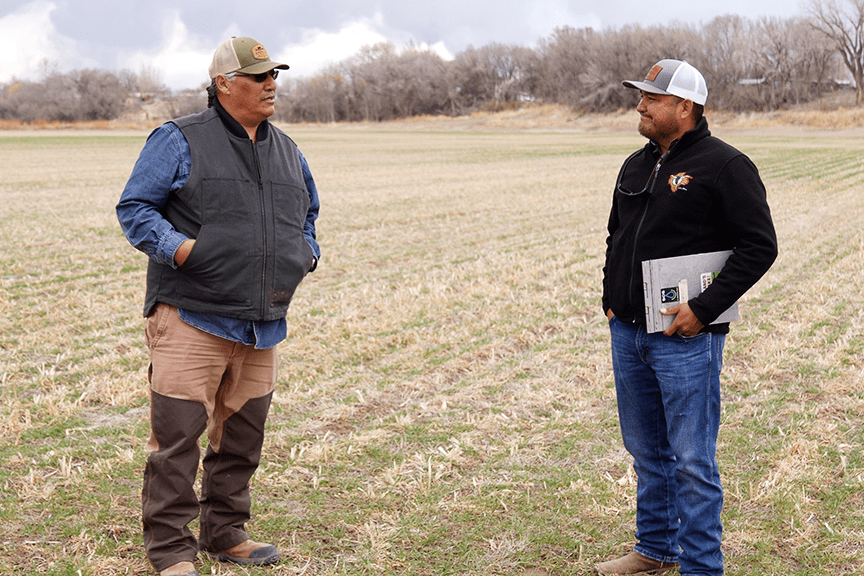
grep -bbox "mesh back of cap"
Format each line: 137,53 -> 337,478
209,39 -> 242,79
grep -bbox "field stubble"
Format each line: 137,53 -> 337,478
0,121 -> 861,575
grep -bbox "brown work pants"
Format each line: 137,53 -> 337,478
142,304 -> 277,571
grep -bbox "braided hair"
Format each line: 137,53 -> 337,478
206,79 -> 218,108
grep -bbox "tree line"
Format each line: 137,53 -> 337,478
273,13 -> 854,123
0,63 -> 205,124
2,4 -> 862,124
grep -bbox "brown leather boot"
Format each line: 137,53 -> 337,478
594,550 -> 679,575
207,539 -> 281,566
159,562 -> 199,576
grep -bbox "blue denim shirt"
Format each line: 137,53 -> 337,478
117,121 -> 321,349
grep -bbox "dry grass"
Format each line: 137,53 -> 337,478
339,100 -> 864,133
0,115 -> 861,575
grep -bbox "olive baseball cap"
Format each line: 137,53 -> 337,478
623,59 -> 708,106
208,36 -> 289,79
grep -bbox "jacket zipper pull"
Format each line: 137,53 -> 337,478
647,151 -> 670,195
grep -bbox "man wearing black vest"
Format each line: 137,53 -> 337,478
117,36 -> 320,576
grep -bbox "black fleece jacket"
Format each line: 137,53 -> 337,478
602,117 -> 778,333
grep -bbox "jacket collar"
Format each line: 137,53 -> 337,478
648,116 -> 711,158
212,96 -> 270,142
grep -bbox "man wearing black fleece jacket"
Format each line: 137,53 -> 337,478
596,60 -> 777,576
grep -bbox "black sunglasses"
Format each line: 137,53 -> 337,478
228,69 -> 279,82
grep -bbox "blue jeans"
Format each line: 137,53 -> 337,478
609,317 -> 725,576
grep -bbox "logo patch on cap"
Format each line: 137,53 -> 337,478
251,44 -> 269,60
646,65 -> 663,82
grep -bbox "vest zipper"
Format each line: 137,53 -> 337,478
253,142 -> 267,314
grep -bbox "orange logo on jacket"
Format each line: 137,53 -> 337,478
668,172 -> 692,192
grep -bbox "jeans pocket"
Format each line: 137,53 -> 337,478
675,331 -> 706,341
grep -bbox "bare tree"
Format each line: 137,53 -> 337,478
5,73 -> 79,122
448,45 -> 494,110
698,15 -> 759,109
73,69 -> 126,120
535,26 -> 597,107
164,87 -> 208,118
391,44 -> 448,117
37,58 -> 60,80
135,63 -> 168,100
301,66 -> 346,122
807,0 -> 864,104
350,42 -> 399,121
756,17 -> 841,107
448,43 -> 532,111
794,20 -> 843,92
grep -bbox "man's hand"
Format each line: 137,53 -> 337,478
661,302 -> 704,337
174,239 -> 195,267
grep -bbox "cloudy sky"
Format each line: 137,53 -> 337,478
1,0 -> 806,90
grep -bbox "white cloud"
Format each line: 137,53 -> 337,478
428,41 -> 454,62
115,14 -> 449,89
0,1 -> 76,82
0,4 -> 452,91
117,11 -> 215,90
527,0 -> 603,41
274,16 -> 455,79
276,17 -> 390,78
